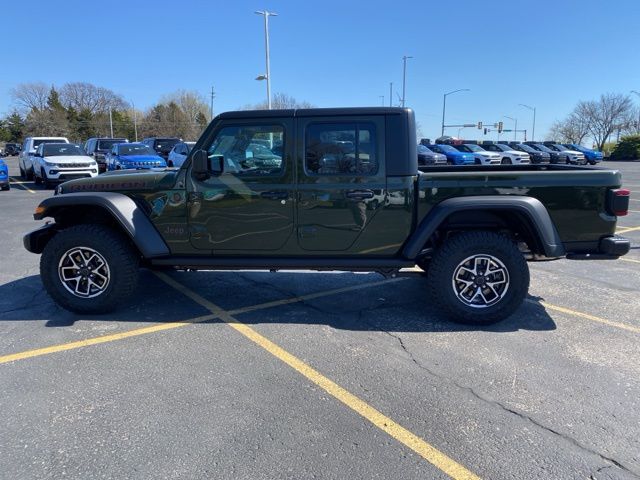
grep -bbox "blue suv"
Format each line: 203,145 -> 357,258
0,157 -> 9,190
563,144 -> 603,165
428,144 -> 475,165
105,143 -> 167,171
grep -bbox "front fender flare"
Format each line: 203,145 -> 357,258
402,195 -> 565,259
26,192 -> 170,258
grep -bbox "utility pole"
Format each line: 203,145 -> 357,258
210,86 -> 215,119
379,95 -> 385,106
631,91 -> 640,132
255,10 -> 277,109
389,82 -> 393,107
401,55 -> 413,108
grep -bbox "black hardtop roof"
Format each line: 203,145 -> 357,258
217,107 -> 411,120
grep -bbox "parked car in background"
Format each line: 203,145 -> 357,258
543,143 -> 587,165
4,143 -> 21,156
0,157 -> 9,190
19,137 -> 69,180
141,137 -> 181,160
453,143 -> 501,165
106,143 -> 167,171
524,143 -> 562,164
502,142 -> 550,164
32,143 -> 98,188
167,141 -> 196,167
480,142 -> 531,164
84,138 -> 128,173
428,144 -> 475,165
417,144 -> 447,165
563,144 -> 603,165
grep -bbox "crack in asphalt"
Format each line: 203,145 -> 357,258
379,327 -> 639,478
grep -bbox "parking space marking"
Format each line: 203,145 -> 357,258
621,258 -> 640,264
616,226 -> 640,234
630,198 -> 640,203
0,277 -> 404,365
154,272 -> 481,480
9,177 -> 36,194
527,299 -> 640,334
0,314 -> 217,365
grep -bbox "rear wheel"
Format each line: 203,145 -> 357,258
40,225 -> 140,314
427,231 -> 529,325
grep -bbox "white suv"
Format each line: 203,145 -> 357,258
544,143 -> 586,165
32,143 -> 98,188
481,143 -> 531,164
19,137 -> 69,179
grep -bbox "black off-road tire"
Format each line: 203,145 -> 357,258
40,225 -> 140,314
427,231 -> 529,325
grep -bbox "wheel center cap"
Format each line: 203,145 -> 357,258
475,276 -> 486,286
80,267 -> 89,277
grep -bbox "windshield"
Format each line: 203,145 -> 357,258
417,145 -> 434,154
516,144 -> 535,153
98,139 -> 126,151
43,144 -> 86,156
533,144 -> 552,153
568,144 -> 586,152
119,144 -> 156,156
464,144 -> 484,152
154,139 -> 180,151
185,142 -> 196,153
437,145 -> 457,153
33,139 -> 67,148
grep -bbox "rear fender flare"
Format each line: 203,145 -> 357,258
402,196 -> 565,259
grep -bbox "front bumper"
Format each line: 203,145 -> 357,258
44,167 -> 98,182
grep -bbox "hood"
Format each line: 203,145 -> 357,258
119,154 -> 165,163
42,155 -> 95,164
477,151 -> 501,158
58,169 -> 178,194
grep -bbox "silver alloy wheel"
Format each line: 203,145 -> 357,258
58,247 -> 111,298
452,254 -> 510,308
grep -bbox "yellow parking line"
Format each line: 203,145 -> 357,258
621,258 -> 640,264
9,177 -> 36,194
0,277 -> 404,365
616,225 -> 640,233
0,314 -> 216,365
154,272 -> 480,480
526,299 -> 640,334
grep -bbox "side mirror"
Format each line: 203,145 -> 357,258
192,150 -> 224,179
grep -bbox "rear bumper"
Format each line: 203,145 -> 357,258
566,235 -> 630,260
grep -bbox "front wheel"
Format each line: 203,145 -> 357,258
40,225 -> 140,314
501,158 -> 512,165
426,231 -> 529,325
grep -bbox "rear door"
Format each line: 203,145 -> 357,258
186,118 -> 295,252
296,115 -> 386,251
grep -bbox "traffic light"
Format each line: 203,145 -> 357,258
477,121 -> 483,130
483,128 -> 488,135
498,121 -> 503,133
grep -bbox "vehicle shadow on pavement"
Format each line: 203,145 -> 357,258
0,272 -> 556,333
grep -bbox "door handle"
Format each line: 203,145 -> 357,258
345,190 -> 375,200
261,191 -> 289,200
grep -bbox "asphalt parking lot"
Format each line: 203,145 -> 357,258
1,156 -> 639,480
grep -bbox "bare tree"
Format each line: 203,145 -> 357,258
576,93 -> 634,150
160,90 -> 210,122
548,112 -> 590,144
243,92 -> 314,110
59,82 -> 128,113
10,82 -> 50,112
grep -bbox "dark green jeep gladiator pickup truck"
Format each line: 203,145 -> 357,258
24,108 -> 631,325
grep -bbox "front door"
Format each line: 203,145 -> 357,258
296,116 -> 387,251
187,119 -> 295,252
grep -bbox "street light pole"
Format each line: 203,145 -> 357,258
401,55 -> 412,108
441,89 -> 470,137
255,10 -> 277,109
389,82 -> 393,107
131,101 -> 138,142
379,95 -> 385,106
210,86 -> 215,119
504,116 -> 517,141
519,104 -> 536,141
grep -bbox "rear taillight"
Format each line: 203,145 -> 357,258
607,188 -> 630,216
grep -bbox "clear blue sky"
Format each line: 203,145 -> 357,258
2,0 -> 639,141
